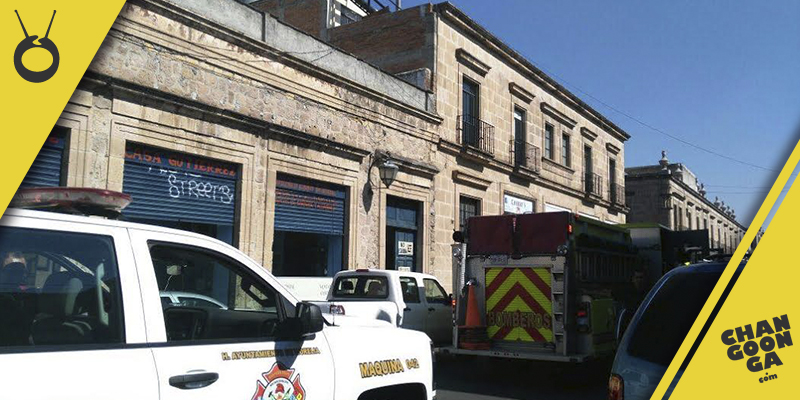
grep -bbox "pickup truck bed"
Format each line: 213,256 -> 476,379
320,269 -> 453,345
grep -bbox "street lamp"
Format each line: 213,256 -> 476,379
378,159 -> 399,188
362,154 -> 399,213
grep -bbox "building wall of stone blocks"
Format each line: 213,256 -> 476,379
328,5 -> 435,79
252,0 -> 327,39
625,177 -> 672,228
625,171 -> 747,254
45,0 -> 637,293
54,1 -> 446,286
432,12 -> 628,222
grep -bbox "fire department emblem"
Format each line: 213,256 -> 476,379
251,362 -> 306,400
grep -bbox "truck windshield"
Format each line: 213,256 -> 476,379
626,270 -> 721,366
332,275 -> 389,299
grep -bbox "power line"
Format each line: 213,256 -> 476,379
705,184 -> 772,189
516,53 -> 778,172
706,189 -> 789,195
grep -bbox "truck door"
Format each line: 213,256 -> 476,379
423,278 -> 452,345
398,275 -> 425,333
129,229 -> 335,400
0,218 -> 157,399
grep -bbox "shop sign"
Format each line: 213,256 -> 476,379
504,194 -> 534,214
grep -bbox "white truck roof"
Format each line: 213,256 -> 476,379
3,207 -> 238,251
335,269 -> 439,281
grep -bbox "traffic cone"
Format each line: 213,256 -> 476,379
458,283 -> 490,350
464,283 -> 482,327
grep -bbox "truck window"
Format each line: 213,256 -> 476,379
399,276 -> 421,304
626,271 -> 721,366
332,275 -> 389,299
423,278 -> 447,304
0,227 -> 124,350
149,244 -> 286,342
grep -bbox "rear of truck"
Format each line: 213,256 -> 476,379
447,212 -> 638,362
316,270 -> 402,326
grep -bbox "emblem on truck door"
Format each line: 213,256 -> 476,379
251,362 -> 306,400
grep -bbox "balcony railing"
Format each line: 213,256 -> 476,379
584,173 -> 603,197
458,115 -> 495,156
512,140 -> 541,173
610,182 -> 625,206
352,0 -> 401,13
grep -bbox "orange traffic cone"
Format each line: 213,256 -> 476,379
464,283 -> 482,327
458,283 -> 490,350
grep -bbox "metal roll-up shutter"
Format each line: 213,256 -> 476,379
20,133 -> 66,188
274,176 -> 346,235
122,144 -> 237,226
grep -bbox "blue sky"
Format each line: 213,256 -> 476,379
401,0 -> 800,226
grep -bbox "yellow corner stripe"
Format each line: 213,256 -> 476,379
651,138 -> 800,399
0,1 -> 125,214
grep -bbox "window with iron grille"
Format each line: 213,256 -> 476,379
462,78 -> 479,119
459,196 -> 481,230
514,108 -> 526,165
544,124 -> 554,159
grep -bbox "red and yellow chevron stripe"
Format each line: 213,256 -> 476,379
485,267 -> 553,342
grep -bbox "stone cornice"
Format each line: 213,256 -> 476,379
581,127 -> 598,141
452,170 -> 492,190
376,150 -> 439,179
509,82 -> 535,104
455,48 -> 491,77
541,102 -> 577,128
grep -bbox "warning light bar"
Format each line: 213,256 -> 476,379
10,187 -> 132,218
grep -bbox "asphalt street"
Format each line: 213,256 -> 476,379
434,355 -> 610,400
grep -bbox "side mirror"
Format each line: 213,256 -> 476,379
277,302 -> 324,340
447,293 -> 454,306
297,301 -> 325,334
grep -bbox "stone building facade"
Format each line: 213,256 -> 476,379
28,0 -> 630,291
625,152 -> 747,254
293,2 -> 631,285
41,0 -> 441,279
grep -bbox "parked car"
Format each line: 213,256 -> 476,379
0,188 -> 436,400
315,269 -> 453,345
608,261 -> 743,400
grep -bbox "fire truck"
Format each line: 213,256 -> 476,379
441,212 -> 639,363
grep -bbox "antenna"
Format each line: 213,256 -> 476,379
45,10 -> 56,39
14,10 -> 29,38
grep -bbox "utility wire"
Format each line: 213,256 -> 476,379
513,50 -> 778,172
705,184 -> 773,189
706,189 -> 789,194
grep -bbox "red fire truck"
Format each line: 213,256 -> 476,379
441,212 -> 639,363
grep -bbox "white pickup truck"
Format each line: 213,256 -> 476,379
0,188 -> 435,400
316,270 -> 453,345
